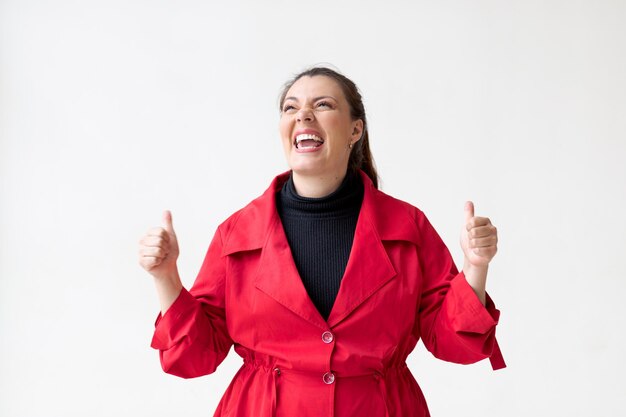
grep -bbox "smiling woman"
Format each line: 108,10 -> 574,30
279,67 -> 378,197
139,66 -> 505,417
279,74 -> 364,198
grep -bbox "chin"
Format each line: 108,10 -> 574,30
288,160 -> 326,176
289,166 -> 322,176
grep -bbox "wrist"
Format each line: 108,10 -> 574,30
153,269 -> 183,292
152,266 -> 181,283
463,258 -> 488,306
153,270 -> 184,315
463,258 -> 488,275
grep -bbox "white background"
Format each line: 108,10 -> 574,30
1,1 -> 625,416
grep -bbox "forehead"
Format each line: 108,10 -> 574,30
285,75 -> 345,101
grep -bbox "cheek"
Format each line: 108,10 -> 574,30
280,123 -> 297,159
278,120 -> 288,145
325,114 -> 351,135
279,119 -> 291,143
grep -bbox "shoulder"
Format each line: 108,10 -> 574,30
372,187 -> 423,217
215,171 -> 289,255
359,173 -> 429,245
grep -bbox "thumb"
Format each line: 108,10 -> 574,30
162,210 -> 175,235
464,201 -> 475,224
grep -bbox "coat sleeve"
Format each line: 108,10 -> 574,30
150,226 -> 233,378
414,209 -> 506,370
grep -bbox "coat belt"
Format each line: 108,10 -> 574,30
242,359 -> 407,417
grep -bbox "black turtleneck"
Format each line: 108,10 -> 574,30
276,171 -> 364,320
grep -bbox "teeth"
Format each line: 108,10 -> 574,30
295,133 -> 324,144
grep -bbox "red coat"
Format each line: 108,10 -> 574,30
151,170 -> 505,417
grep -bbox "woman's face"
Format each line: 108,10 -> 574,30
279,75 -> 363,179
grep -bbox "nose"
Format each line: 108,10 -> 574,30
296,107 -> 314,123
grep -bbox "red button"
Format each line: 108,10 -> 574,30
322,372 -> 335,384
321,331 -> 334,344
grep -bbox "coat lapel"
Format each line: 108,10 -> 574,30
221,170 -> 420,330
326,170 -> 416,328
221,171 -> 328,330
254,216 -> 329,330
325,210 -> 397,328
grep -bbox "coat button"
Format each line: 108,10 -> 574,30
322,372 -> 335,384
321,331 -> 334,344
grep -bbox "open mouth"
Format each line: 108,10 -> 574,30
294,133 -> 324,149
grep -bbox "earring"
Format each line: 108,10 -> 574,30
348,142 -> 353,149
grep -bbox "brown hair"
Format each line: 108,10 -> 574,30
279,66 -> 379,189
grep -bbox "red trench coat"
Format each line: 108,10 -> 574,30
151,170 -> 505,417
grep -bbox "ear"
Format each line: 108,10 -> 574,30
351,119 -> 364,143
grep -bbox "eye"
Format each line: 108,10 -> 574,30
316,101 -> 332,109
282,104 -> 296,113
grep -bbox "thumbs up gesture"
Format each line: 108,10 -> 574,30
138,210 -> 180,280
460,201 -> 498,267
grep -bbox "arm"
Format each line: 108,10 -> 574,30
153,269 -> 183,315
140,212 -> 233,378
415,207 -> 505,370
463,262 -> 488,306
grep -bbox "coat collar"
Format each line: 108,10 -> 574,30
221,170 -> 420,329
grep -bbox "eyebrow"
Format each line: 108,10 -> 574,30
283,95 -> 337,103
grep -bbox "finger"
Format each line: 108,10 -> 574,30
468,225 -> 497,238
472,247 -> 497,257
469,235 -> 498,248
140,256 -> 162,270
466,216 -> 492,230
163,210 -> 175,235
139,246 -> 168,258
146,227 -> 170,240
464,201 -> 475,224
140,235 -> 169,247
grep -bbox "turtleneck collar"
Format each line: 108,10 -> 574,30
277,170 -> 364,218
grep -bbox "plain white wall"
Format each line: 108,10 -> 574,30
1,1 -> 625,416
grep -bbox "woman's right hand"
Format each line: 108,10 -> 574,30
139,210 -> 183,314
139,210 -> 180,281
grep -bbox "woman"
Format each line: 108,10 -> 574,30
138,67 -> 505,417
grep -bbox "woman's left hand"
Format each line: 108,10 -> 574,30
460,201 -> 498,267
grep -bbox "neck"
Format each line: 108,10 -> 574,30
291,170 -> 348,198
